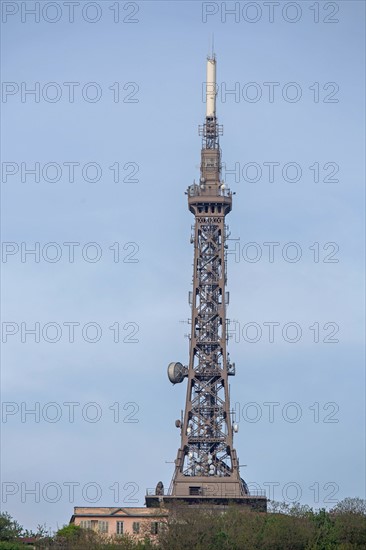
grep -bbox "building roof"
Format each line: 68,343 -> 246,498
70,506 -> 168,523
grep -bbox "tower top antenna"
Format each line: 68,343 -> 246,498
205,55 -> 217,118
208,34 -> 215,60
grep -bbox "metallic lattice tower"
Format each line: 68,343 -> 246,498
146,56 -> 266,510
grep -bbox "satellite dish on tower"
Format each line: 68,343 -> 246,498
167,362 -> 187,384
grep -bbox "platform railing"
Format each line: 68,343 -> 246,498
146,487 -> 266,498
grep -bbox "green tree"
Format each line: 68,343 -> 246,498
0,513 -> 23,542
330,498 -> 366,549
56,524 -> 82,539
331,498 -> 366,516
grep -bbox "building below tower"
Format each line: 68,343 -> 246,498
70,507 -> 168,538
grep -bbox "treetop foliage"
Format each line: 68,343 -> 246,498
1,498 -> 365,549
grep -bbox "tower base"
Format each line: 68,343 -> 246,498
145,495 -> 267,512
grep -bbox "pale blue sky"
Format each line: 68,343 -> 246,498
1,0 -> 365,533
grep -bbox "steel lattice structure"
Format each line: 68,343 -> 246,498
146,56 -> 266,510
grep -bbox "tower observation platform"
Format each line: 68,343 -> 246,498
146,56 -> 266,512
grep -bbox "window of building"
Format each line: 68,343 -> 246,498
189,486 -> 201,496
151,522 -> 159,535
132,522 -> 140,534
116,521 -> 124,535
98,521 -> 108,534
80,520 -> 92,529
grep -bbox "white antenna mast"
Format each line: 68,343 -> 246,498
206,54 -> 216,118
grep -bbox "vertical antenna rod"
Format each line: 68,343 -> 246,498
206,56 -> 216,119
